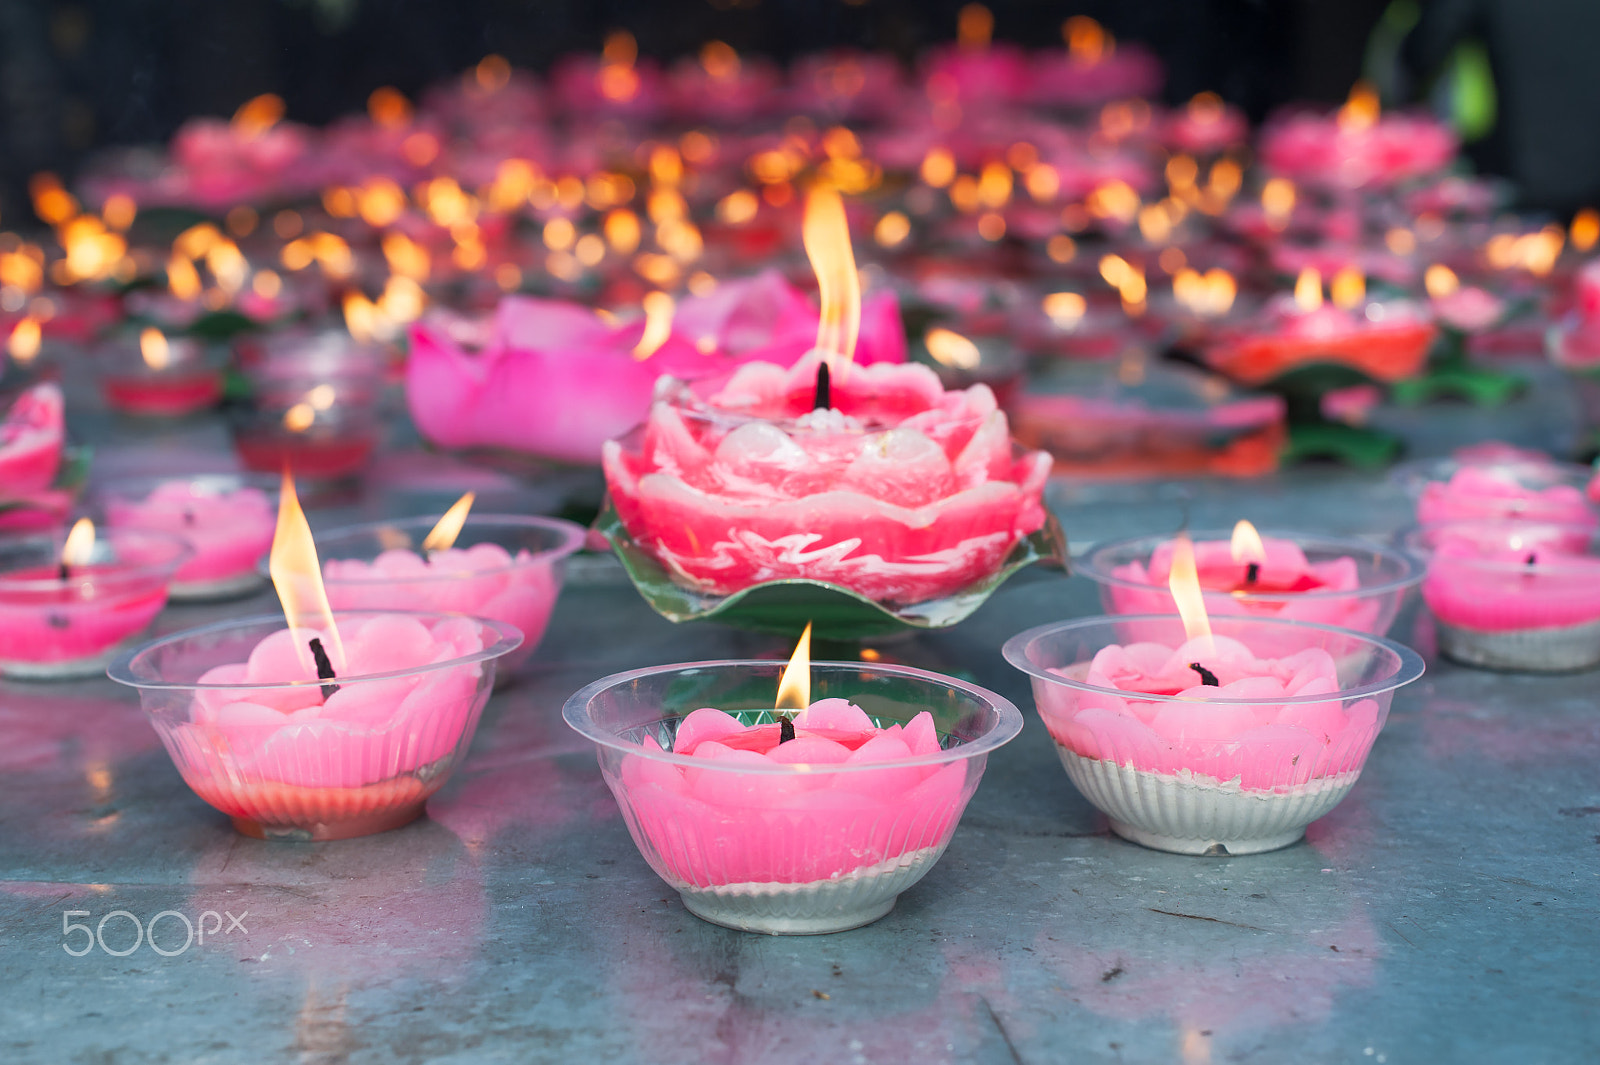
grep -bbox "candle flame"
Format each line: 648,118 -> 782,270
633,291 -> 675,359
803,186 -> 861,367
422,492 -> 475,552
1064,16 -> 1111,63
231,94 -> 285,140
1168,534 -> 1215,656
139,328 -> 170,371
925,327 -> 981,370
168,255 -> 202,301
269,471 -> 344,673
1230,519 -> 1266,566
61,518 -> 96,569
1336,81 -> 1380,133
8,317 -> 41,363
774,622 -> 812,711
1294,267 -> 1323,312
1572,208 -> 1600,253
1043,291 -> 1087,328
1330,267 -> 1365,310
1424,263 -> 1460,299
958,3 -> 993,51
1261,178 -> 1295,227
699,40 -> 740,80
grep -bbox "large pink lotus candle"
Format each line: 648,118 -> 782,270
563,635 -> 1022,933
406,273 -> 907,467
108,475 -> 521,839
1258,84 -> 1457,189
1408,519 -> 1600,672
1078,522 -> 1422,650
0,520 -> 189,679
1005,608 -> 1424,855
1403,460 -> 1597,527
602,352 -> 1052,606
317,496 -> 584,673
101,474 -> 277,600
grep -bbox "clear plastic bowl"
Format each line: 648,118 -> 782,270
1404,519 -> 1600,672
1076,530 -> 1422,652
99,472 -> 278,601
1390,456 -> 1597,526
315,515 -> 585,672
108,611 -> 522,840
0,528 -> 191,680
1003,615 -> 1424,856
563,659 -> 1023,934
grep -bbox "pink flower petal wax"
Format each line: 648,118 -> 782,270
1079,529 -> 1422,651
1005,616 -> 1423,855
0,382 -> 64,494
102,475 -> 277,600
565,658 -> 1022,933
407,274 -> 905,466
0,527 -> 190,679
1409,520 -> 1600,671
1259,96 -> 1456,190
317,515 -> 585,673
110,611 -> 522,840
99,332 -> 223,418
1411,463 -> 1597,527
602,353 -> 1052,606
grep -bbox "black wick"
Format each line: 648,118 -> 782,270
1245,562 -> 1260,584
182,509 -> 196,528
813,362 -> 831,411
1525,552 -> 1538,566
309,637 -> 340,700
779,716 -> 796,743
57,560 -> 70,581
1189,662 -> 1220,687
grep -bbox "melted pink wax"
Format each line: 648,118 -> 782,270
619,698 -> 969,886
1040,636 -> 1383,791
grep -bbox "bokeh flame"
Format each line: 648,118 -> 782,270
925,327 -> 981,370
775,622 -> 813,711
633,291 -> 675,359
139,328 -> 170,371
61,518 -> 96,569
269,471 -> 345,673
422,492 -> 475,552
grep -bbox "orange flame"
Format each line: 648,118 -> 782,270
269,471 -> 345,673
232,94 -> 285,140
1261,178 -> 1295,228
61,518 -> 96,569
1064,16 -> 1112,63
139,328 -> 170,371
957,3 -> 993,50
803,186 -> 861,366
1230,520 -> 1266,567
634,291 -> 675,359
1424,264 -> 1460,299
1336,81 -> 1380,133
1168,534 -> 1215,655
775,622 -> 813,711
422,492 -> 475,552
8,317 -> 41,364
1294,267 -> 1323,312
1573,208 -> 1600,253
925,327 -> 981,370
1330,267 -> 1365,310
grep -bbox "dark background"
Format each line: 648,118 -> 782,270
0,0 -> 1595,221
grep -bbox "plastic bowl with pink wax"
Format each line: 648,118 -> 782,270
1004,615 -> 1423,856
1393,457 -> 1597,527
600,354 -> 1053,608
109,611 -> 522,840
101,473 -> 278,600
316,515 -> 585,673
1077,530 -> 1422,651
563,659 -> 1022,934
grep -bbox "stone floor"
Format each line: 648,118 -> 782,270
2,365 -> 1598,1063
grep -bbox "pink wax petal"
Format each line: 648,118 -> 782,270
793,698 -> 876,733
671,707 -> 749,755
766,735 -> 854,765
244,627 -> 323,684
320,677 -> 418,727
343,614 -> 439,676
1214,676 -> 1290,700
685,748 -> 810,807
902,711 -> 942,756
1149,700 -> 1261,744
1274,700 -> 1349,745
1224,725 -> 1327,789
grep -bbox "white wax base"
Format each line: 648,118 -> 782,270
674,846 -> 944,935
1435,617 -> 1600,673
1056,746 -> 1360,856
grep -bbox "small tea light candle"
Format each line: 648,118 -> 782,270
101,329 -> 223,417
230,388 -> 380,481
0,520 -> 190,679
1409,520 -> 1600,672
102,474 -> 277,600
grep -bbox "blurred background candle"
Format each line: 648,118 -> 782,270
99,328 -> 223,417
100,474 -> 277,600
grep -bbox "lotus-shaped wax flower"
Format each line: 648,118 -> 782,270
601,353 -> 1053,606
406,272 -> 906,466
0,383 -> 74,532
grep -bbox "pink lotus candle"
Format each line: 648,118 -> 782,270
1409,519 -> 1600,671
1005,605 -> 1424,855
100,330 -> 223,417
101,474 -> 277,600
563,632 -> 1022,933
0,382 -> 63,494
108,474 -> 522,839
1258,84 -> 1456,189
1407,461 -> 1597,527
1029,17 -> 1163,107
0,520 -> 190,679
1078,522 -> 1422,649
317,497 -> 584,673
1160,92 -> 1248,155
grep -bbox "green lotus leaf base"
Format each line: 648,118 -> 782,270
594,498 -> 1069,639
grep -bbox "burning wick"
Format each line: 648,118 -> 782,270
779,716 -> 796,743
1525,552 -> 1538,566
309,637 -> 340,700
1189,662 -> 1220,686
1245,561 -> 1260,584
57,560 -> 69,581
814,362 -> 832,410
